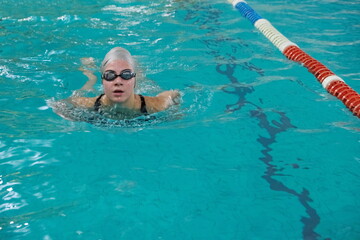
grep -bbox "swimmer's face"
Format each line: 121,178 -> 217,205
102,59 -> 136,103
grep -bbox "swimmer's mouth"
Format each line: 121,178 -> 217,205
113,90 -> 124,93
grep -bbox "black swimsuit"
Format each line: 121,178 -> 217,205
93,94 -> 148,115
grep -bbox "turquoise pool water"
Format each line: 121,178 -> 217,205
1,0 -> 359,239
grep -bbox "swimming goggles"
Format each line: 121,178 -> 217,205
102,69 -> 136,81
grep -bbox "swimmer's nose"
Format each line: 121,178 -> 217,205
113,77 -> 124,85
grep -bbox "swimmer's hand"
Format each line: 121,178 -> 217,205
80,57 -> 96,69
156,90 -> 181,110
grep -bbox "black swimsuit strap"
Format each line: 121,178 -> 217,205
139,94 -> 148,115
94,94 -> 105,112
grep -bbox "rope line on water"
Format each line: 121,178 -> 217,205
227,0 -> 360,118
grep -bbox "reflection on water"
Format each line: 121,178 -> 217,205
0,137 -> 79,239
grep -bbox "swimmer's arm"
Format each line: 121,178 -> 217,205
66,96 -> 96,108
79,57 -> 98,91
52,96 -> 95,121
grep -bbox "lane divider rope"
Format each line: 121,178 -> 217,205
227,0 -> 360,118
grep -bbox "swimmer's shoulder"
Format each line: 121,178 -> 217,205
68,96 -> 98,108
144,90 -> 180,113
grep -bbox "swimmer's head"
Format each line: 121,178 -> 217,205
100,47 -> 135,74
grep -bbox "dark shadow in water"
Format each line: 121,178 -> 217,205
184,2 -> 326,240
218,62 -> 321,240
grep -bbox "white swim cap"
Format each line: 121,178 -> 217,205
100,47 -> 135,73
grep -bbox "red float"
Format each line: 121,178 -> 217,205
281,36 -> 359,117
